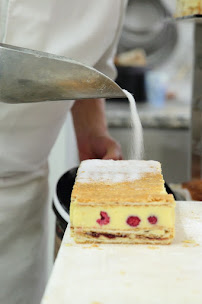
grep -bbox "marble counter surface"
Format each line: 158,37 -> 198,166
106,100 -> 191,129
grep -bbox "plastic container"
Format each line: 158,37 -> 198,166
145,71 -> 168,107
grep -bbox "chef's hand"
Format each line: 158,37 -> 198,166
71,98 -> 123,161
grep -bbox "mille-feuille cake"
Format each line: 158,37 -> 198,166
176,0 -> 202,17
70,160 -> 175,245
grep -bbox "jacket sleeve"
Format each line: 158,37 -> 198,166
93,0 -> 128,81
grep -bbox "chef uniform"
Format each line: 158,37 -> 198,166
0,0 -> 127,303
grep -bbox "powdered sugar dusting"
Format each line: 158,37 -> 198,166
77,159 -> 161,183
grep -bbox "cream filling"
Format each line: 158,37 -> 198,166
70,204 -> 175,230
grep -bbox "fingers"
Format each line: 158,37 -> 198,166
102,142 -> 123,160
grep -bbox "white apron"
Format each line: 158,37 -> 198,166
0,0 -> 127,303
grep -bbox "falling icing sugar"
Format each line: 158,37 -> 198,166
122,89 -> 144,160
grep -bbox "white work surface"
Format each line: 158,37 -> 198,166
42,201 -> 202,304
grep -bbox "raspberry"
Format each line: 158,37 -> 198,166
126,216 -> 141,227
148,216 -> 158,225
96,211 -> 110,226
103,233 -> 116,239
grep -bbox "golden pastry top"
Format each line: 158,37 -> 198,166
71,160 -> 175,206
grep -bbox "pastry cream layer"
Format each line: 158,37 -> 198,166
176,0 -> 202,16
70,204 -> 175,230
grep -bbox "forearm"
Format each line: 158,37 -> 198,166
71,98 -> 122,161
71,98 -> 109,138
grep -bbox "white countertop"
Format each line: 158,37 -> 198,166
42,201 -> 202,304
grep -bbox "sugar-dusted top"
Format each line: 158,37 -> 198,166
76,159 -> 161,183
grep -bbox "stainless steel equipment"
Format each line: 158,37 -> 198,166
192,19 -> 202,179
177,16 -> 202,179
0,43 -> 125,103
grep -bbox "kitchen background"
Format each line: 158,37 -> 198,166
48,0 -> 194,273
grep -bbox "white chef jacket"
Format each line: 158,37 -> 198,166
0,1 -> 127,304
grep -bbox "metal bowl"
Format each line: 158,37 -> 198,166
118,0 -> 178,67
